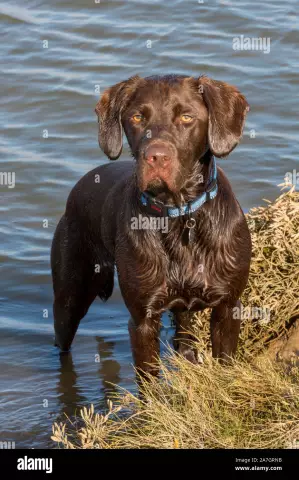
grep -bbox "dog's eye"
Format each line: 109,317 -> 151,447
180,114 -> 193,123
132,114 -> 143,123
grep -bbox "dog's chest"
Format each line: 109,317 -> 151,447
163,239 -> 230,309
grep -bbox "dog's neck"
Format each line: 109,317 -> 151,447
179,150 -> 214,203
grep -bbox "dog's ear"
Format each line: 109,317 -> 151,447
198,76 -> 249,158
95,76 -> 140,160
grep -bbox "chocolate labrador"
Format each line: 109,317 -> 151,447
51,74 -> 251,377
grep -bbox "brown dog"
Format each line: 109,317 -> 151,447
51,74 -> 251,378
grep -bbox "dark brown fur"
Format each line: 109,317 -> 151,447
51,74 -> 251,378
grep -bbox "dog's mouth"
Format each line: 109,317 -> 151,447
136,159 -> 180,195
145,178 -> 167,195
142,179 -> 186,206
144,179 -> 174,203
138,172 -> 179,201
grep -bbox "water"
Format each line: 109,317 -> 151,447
0,0 -> 298,448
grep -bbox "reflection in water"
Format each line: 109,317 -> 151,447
56,336 -> 122,422
95,335 -> 121,401
56,351 -> 86,420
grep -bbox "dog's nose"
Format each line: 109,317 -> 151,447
145,144 -> 172,168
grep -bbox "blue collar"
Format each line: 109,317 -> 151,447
140,157 -> 218,218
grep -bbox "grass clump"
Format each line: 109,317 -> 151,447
192,187 -> 299,357
240,186 -> 299,354
52,352 -> 299,449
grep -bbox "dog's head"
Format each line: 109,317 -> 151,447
95,74 -> 249,195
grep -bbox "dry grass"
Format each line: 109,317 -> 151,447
52,352 -> 299,449
52,187 -> 299,449
192,186 -> 299,357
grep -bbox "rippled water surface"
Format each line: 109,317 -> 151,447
0,0 -> 298,448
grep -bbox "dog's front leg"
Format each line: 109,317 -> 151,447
128,315 -> 161,379
210,299 -> 241,361
116,245 -> 166,379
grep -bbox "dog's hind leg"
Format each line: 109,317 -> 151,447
51,215 -> 114,351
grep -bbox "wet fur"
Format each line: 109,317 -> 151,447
51,74 -> 251,377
